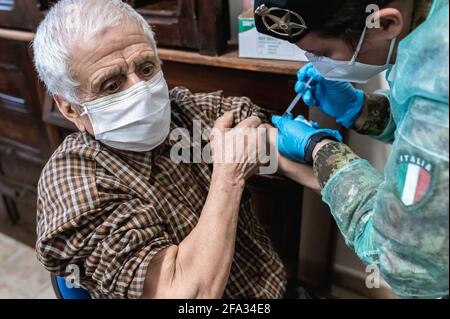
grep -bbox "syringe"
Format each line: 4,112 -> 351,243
283,77 -> 313,117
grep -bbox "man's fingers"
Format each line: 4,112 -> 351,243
259,123 -> 277,151
210,112 -> 235,141
213,112 -> 235,130
259,124 -> 277,142
259,123 -> 273,129
236,116 -> 262,129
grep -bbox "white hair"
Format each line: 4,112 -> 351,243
33,0 -> 158,104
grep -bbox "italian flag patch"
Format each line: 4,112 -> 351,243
396,154 -> 434,207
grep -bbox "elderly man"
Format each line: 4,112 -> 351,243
33,0 -> 318,299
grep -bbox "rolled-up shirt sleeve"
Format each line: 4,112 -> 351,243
169,87 -> 271,129
85,198 -> 172,298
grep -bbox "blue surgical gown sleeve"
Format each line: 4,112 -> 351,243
316,0 -> 449,298
321,97 -> 448,298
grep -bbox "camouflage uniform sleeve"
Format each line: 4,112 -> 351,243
352,92 -> 397,144
313,142 -> 360,189
313,97 -> 449,298
313,92 -> 393,188
355,93 -> 392,136
313,142 -> 384,264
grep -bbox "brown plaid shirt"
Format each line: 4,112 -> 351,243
36,87 -> 287,299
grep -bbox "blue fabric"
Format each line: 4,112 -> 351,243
56,276 -> 91,299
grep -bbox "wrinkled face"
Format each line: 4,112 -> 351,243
71,21 -> 160,102
59,21 -> 161,134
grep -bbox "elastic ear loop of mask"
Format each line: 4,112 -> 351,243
305,26 -> 397,82
81,108 -> 88,117
385,36 -> 397,64
303,28 -> 370,78
350,26 -> 397,65
80,106 -> 95,119
350,26 -> 369,64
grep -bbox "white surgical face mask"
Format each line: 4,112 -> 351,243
81,70 -> 171,152
305,27 -> 397,83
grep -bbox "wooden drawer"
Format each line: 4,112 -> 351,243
0,37 -> 52,162
0,115 -> 51,164
0,150 -> 43,186
0,176 -> 37,247
0,38 -> 40,116
0,0 -> 43,31
137,0 -> 229,55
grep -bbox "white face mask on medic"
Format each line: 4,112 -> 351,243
305,26 -> 397,84
81,70 -> 171,152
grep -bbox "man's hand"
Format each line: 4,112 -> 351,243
210,112 -> 265,185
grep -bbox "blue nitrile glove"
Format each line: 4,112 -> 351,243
272,114 -> 343,164
295,64 -> 365,128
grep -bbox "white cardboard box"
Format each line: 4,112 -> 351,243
238,11 -> 307,62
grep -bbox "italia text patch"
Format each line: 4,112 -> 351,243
396,154 -> 434,208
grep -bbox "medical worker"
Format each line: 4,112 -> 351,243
254,0 -> 449,298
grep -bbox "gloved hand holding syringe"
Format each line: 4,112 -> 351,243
283,64 -> 365,127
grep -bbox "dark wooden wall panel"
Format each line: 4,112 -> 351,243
0,36 -> 51,247
0,0 -> 320,298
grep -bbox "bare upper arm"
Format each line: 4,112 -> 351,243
142,245 -> 201,299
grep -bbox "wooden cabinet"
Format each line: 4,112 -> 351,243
135,0 -> 229,55
0,177 -> 38,247
33,0 -> 230,55
0,36 -> 52,247
0,0 -> 44,31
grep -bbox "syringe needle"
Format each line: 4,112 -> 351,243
283,77 -> 313,117
284,93 -> 302,117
